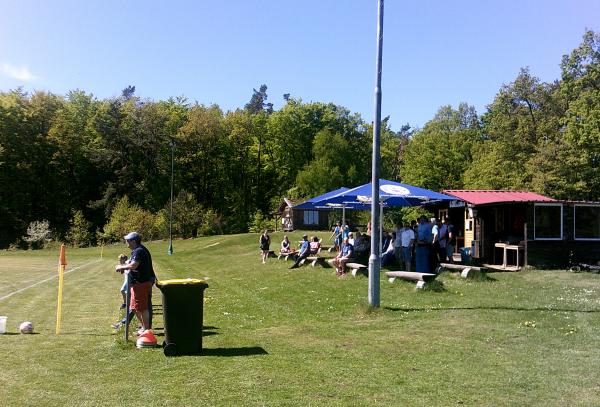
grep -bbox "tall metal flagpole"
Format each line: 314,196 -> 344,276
368,0 -> 384,307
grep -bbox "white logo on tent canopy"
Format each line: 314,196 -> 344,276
381,185 -> 410,196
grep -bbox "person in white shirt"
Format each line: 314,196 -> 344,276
400,222 -> 416,272
430,218 -> 440,271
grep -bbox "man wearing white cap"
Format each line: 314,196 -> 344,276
115,232 -> 156,334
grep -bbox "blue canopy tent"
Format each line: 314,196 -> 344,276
293,187 -> 350,210
304,180 -> 455,254
321,179 -> 455,207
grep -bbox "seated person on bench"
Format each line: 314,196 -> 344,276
333,237 -> 354,276
280,235 -> 292,254
289,235 -> 310,269
353,231 -> 370,261
309,236 -> 321,255
381,232 -> 396,267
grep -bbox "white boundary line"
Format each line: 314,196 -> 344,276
204,241 -> 222,248
0,259 -> 102,301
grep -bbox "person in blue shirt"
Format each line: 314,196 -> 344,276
289,235 -> 310,269
342,223 -> 350,239
333,237 -> 354,276
416,217 -> 433,273
330,222 -> 342,251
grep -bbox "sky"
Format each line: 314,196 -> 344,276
1,0 -> 599,130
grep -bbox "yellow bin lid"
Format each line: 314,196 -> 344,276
156,278 -> 207,287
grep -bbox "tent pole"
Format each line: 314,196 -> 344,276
380,203 -> 383,258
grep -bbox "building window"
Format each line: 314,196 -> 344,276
534,203 -> 563,240
574,204 -> 600,240
303,210 -> 319,225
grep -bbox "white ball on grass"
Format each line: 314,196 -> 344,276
19,321 -> 34,334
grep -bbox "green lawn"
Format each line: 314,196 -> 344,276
1,233 -> 599,406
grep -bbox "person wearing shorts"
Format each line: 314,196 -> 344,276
115,231 -> 156,334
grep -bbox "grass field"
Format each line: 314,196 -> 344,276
1,232 -> 600,406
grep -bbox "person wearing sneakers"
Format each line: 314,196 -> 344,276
333,237 -> 354,276
115,232 -> 156,336
117,253 -> 129,309
289,235 -> 310,269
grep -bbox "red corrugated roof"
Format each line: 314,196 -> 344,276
442,190 -> 557,205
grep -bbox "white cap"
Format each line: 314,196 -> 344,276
123,231 -> 140,241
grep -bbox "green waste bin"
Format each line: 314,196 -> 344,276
156,278 -> 209,356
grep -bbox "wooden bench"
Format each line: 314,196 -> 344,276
278,251 -> 292,260
326,260 -> 367,276
386,271 -> 437,284
299,247 -> 322,267
304,256 -> 325,267
346,262 -> 367,277
438,262 -> 485,279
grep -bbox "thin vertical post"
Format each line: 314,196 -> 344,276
168,139 -> 175,255
369,0 -> 384,307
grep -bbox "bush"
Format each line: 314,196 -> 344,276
66,210 -> 93,247
169,190 -> 203,238
199,209 -> 223,236
248,211 -> 273,233
101,196 -> 160,242
22,220 -> 52,249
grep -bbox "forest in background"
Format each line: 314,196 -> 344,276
1,30 -> 599,248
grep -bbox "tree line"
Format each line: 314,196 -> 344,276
1,30 -> 598,248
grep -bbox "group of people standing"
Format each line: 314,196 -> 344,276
381,217 -> 457,273
412,217 -> 456,273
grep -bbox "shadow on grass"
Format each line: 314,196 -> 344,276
384,305 -> 600,313
437,271 -> 498,282
422,280 -> 445,292
146,326 -> 219,338
202,325 -> 219,337
201,346 -> 268,357
468,273 -> 497,282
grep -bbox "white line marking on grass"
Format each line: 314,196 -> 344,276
0,259 -> 102,301
204,241 -> 222,248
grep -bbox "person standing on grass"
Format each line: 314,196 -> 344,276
394,222 -> 404,266
115,232 -> 156,335
259,230 -> 271,264
430,218 -> 441,272
438,218 -> 449,263
445,218 -> 456,263
416,216 -> 432,273
400,222 -> 415,272
330,221 -> 342,252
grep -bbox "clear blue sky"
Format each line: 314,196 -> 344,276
1,0 -> 599,129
